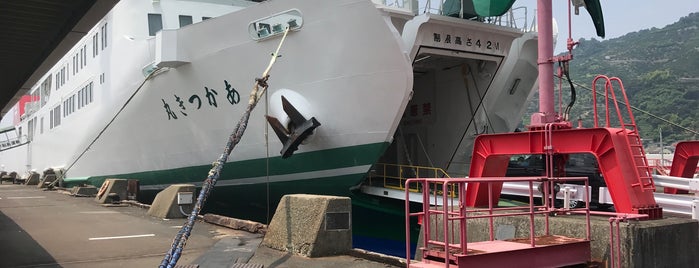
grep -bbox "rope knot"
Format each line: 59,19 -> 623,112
255,75 -> 270,88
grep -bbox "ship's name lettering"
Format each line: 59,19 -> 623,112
432,33 -> 500,51
161,80 -> 240,120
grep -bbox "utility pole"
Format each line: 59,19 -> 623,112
660,127 -> 664,165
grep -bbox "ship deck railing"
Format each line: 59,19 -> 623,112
374,0 -> 534,32
367,163 -> 455,197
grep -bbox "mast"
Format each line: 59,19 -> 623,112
530,0 -> 556,126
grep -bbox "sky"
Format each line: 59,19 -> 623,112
516,0 -> 699,53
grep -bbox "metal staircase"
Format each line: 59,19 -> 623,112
595,76 -> 655,191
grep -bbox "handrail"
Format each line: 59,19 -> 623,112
591,75 -> 636,129
405,176 -> 592,265
367,163 -> 451,194
374,1 -> 531,32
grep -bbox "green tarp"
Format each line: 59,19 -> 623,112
472,0 -> 517,17
442,0 -> 605,39
442,0 -> 517,18
442,0 -> 479,19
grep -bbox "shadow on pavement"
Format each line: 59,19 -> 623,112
0,210 -> 61,267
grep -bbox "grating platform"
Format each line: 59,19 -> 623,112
412,235 -> 590,268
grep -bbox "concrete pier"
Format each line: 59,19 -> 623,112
0,184 -> 220,267
0,184 -> 402,267
417,212 -> 699,267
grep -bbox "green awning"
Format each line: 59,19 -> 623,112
442,0 -> 479,19
473,0 -> 517,17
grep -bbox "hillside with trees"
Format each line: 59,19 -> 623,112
524,12 -> 699,152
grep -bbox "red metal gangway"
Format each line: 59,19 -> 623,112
405,176 -> 591,267
664,141 -> 699,194
464,75 -> 662,218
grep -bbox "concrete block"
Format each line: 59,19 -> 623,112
37,174 -> 56,188
147,184 -> 196,219
24,173 -> 39,185
94,179 -> 129,204
71,186 -> 98,197
622,218 -> 699,267
203,214 -> 266,233
416,211 -> 699,267
262,194 -> 352,257
0,171 -> 17,184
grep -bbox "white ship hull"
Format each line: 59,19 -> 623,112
0,0 -> 539,209
1,0 -> 413,193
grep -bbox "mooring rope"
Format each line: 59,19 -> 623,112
159,27 -> 291,268
65,66 -> 163,176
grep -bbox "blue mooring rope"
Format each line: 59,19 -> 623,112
159,76 -> 268,268
160,27 -> 289,268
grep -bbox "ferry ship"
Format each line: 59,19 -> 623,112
0,0 -> 540,236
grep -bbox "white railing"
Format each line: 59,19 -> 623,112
652,174 -> 699,219
375,0 -> 533,32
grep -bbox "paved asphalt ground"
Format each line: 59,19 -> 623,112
0,184 -> 402,268
0,183 -> 226,267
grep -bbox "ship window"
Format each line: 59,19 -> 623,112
55,73 -> 60,90
101,22 -> 108,50
82,45 -> 87,68
202,16 -> 211,21
92,33 -> 99,57
77,82 -> 94,109
40,76 -> 52,108
40,117 -> 44,134
50,105 -> 61,129
179,15 -> 193,27
27,118 -> 35,141
71,95 -> 75,115
148,14 -> 163,36
55,106 -> 61,127
62,96 -> 75,118
82,87 -> 86,107
248,9 -> 303,40
61,67 -> 66,85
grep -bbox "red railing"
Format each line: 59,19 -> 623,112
591,75 -> 638,129
592,75 -> 655,191
405,176 -> 591,266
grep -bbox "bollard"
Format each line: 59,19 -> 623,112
563,186 -> 571,209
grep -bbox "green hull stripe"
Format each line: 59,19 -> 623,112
69,142 -> 388,188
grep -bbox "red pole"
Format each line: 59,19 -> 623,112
531,0 -> 555,125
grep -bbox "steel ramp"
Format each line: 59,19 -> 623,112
413,235 -> 590,268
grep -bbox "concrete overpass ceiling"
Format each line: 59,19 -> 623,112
0,0 -> 119,118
